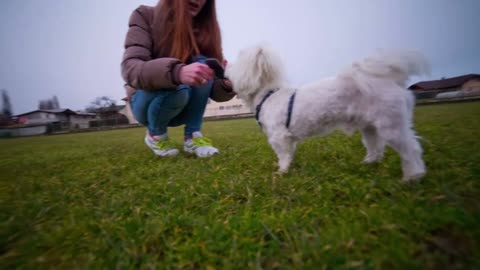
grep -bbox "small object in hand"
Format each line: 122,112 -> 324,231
205,58 -> 226,79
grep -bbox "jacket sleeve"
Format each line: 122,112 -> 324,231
121,7 -> 185,90
210,79 -> 236,102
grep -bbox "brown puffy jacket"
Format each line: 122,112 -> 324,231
121,5 -> 235,102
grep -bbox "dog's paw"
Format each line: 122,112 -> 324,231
273,161 -> 289,175
275,168 -> 288,175
362,154 -> 383,164
402,171 -> 426,183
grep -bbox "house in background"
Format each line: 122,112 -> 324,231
409,74 -> 480,100
204,96 -> 251,118
16,109 -> 97,129
87,105 -> 131,127
1,109 -> 97,137
120,98 -> 138,124
120,95 -> 251,122
0,114 -> 14,127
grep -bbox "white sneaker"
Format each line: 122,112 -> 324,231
184,132 -> 219,158
144,132 -> 179,157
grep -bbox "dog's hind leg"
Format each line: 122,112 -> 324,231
383,127 -> 426,182
269,135 -> 297,174
361,125 -> 385,164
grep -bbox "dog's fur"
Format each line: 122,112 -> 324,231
225,45 -> 430,181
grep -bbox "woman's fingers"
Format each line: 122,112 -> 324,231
179,63 -> 215,86
197,64 -> 214,80
191,65 -> 213,86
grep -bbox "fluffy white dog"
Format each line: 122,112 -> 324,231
225,45 -> 430,181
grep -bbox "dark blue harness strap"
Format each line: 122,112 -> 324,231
255,90 -> 275,127
286,91 -> 297,129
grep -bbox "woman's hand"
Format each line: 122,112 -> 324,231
178,63 -> 214,87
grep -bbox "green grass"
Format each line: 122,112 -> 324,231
1,102 -> 479,269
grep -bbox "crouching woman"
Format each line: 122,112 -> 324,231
121,0 -> 234,158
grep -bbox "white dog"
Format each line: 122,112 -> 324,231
225,45 -> 430,181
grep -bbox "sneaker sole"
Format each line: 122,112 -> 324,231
183,146 -> 219,157
154,149 -> 179,157
184,146 -> 195,154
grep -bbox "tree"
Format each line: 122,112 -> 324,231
39,100 -> 50,110
86,96 -> 122,124
86,96 -> 117,113
52,95 -> 60,109
1,89 -> 12,117
38,96 -> 61,110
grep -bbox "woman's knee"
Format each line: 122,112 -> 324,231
168,86 -> 190,110
130,91 -> 151,125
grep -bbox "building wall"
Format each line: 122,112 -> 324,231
24,112 -> 44,120
3,125 -> 48,137
204,96 -> 251,117
120,96 -> 251,120
24,112 -> 61,124
461,79 -> 480,95
20,112 -> 96,128
56,114 -> 69,122
119,103 -> 138,124
70,115 -> 97,129
436,91 -> 463,99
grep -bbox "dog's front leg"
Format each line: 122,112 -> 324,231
269,135 -> 297,174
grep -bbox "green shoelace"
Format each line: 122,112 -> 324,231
191,137 -> 213,148
154,138 -> 176,150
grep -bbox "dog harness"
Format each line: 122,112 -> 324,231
255,89 -> 297,129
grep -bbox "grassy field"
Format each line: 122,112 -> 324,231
1,102 -> 479,269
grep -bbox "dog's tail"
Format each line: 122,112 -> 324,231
342,49 -> 430,94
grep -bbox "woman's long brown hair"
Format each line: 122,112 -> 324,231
152,0 -> 223,63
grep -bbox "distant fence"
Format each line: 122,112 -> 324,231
0,112 -> 257,137
413,89 -> 480,104
89,118 -> 129,128
0,124 -> 48,138
204,112 -> 254,121
1,117 -> 136,137
416,95 -> 480,106
3,96 -> 479,138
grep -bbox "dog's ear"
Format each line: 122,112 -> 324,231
243,45 -> 283,93
254,46 -> 278,85
256,45 -> 283,86
255,47 -> 264,61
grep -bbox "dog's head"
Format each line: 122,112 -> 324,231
226,44 -> 285,104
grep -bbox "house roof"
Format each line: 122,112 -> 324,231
408,74 -> 480,91
75,111 -> 97,116
93,105 -> 126,113
15,109 -> 84,117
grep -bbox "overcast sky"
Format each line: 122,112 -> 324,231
1,0 -> 479,114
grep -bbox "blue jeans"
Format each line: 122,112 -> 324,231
130,56 -> 212,137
